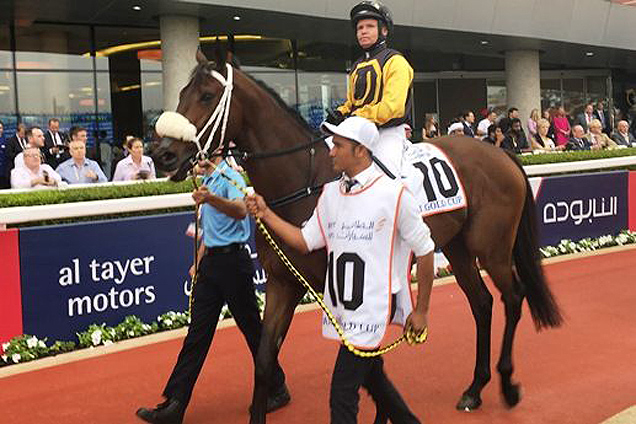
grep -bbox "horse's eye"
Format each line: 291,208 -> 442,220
200,93 -> 214,102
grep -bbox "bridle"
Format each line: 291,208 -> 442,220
155,62 -> 335,208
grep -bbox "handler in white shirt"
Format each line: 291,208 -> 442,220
246,116 -> 435,424
11,147 -> 62,189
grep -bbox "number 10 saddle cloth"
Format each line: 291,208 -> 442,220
401,142 -> 468,217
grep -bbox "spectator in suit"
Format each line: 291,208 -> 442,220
112,137 -> 156,181
4,123 -> 27,176
11,146 -> 62,189
576,103 -> 595,133
498,107 -> 519,134
55,127 -> 107,184
527,109 -> 540,139
593,101 -> 611,135
13,126 -> 46,169
611,120 -> 636,146
566,125 -> 592,151
461,110 -> 476,137
476,110 -> 497,139
501,118 -> 529,153
43,118 -> 70,168
553,106 -> 571,147
587,119 -> 617,150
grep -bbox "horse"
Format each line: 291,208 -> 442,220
151,49 -> 562,424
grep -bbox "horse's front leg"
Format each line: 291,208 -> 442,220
250,277 -> 304,424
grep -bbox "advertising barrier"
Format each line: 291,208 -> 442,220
0,229 -> 22,348
533,171 -> 628,246
19,214 -> 194,342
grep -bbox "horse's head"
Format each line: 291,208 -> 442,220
152,48 -> 244,181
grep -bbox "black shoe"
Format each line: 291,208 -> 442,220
267,383 -> 291,412
249,383 -> 291,414
136,398 -> 185,424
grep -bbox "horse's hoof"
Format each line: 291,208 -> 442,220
456,393 -> 482,412
502,383 -> 522,408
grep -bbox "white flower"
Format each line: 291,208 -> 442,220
2,342 -> 10,351
26,336 -> 38,349
127,331 -> 135,337
1,355 -> 7,362
164,319 -> 173,327
103,340 -> 113,347
38,341 -> 46,348
142,324 -> 151,331
91,330 -> 102,346
11,353 -> 21,363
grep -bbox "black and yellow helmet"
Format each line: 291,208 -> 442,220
350,1 -> 394,35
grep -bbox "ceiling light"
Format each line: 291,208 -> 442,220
233,15 -> 241,21
585,51 -> 594,57
132,5 -> 142,11
480,40 -> 489,45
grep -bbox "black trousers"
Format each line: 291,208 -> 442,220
163,247 -> 285,407
330,345 -> 420,424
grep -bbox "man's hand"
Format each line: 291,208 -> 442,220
192,186 -> 212,205
245,193 -> 270,219
85,170 -> 97,181
404,308 -> 428,345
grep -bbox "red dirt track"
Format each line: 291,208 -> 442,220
1,249 -> 635,424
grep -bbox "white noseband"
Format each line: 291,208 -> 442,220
155,63 -> 234,158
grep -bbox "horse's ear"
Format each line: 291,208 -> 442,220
195,49 -> 209,66
214,37 -> 226,71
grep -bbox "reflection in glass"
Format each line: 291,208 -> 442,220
0,70 -> 17,134
0,23 -> 11,69
17,71 -> 96,141
562,78 -> 585,118
541,79 -> 561,111
141,70 -> 162,140
486,80 -> 507,116
15,23 -> 92,70
297,72 -> 347,129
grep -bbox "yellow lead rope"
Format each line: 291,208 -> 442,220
189,162 -> 427,357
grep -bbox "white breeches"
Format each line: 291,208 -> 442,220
374,125 -> 409,178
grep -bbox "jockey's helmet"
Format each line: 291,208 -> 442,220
350,1 -> 394,37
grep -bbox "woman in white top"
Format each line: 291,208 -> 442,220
531,118 -> 561,151
112,137 -> 156,181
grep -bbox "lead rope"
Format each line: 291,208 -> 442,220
191,161 -> 428,357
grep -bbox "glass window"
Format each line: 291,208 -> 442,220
15,23 -> 92,70
486,80 -> 507,116
0,69 -> 17,136
297,72 -> 347,129
141,70 -> 162,140
0,22 -> 11,69
94,27 -> 161,72
587,76 -> 608,103
16,71 -> 96,136
562,78 -> 585,118
541,78 -> 561,111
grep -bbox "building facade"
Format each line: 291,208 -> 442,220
1,0 -> 636,159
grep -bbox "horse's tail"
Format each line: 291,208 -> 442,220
510,156 -> 563,330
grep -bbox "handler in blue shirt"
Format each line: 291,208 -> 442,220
55,139 -> 107,184
136,156 -> 289,424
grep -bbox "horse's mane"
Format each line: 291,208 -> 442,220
191,61 -> 318,137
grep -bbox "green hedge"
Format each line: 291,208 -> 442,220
518,147 -> 636,166
0,149 -> 634,210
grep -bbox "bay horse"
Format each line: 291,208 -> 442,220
152,50 -> 562,424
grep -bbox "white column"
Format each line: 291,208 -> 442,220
505,50 -> 541,135
160,15 -> 199,111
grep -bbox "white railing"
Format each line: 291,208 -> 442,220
1,156 -> 634,226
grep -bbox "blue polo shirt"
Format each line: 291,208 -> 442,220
201,160 -> 250,248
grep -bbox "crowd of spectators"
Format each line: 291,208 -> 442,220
435,101 -> 636,155
0,118 -> 156,190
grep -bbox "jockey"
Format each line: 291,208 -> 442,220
326,1 -> 414,179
